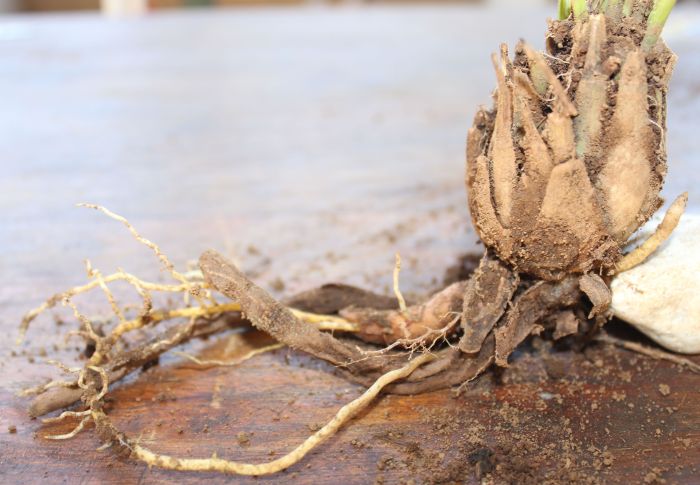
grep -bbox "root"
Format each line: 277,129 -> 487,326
459,255 -> 518,354
613,192 -> 688,274
29,201 -> 699,479
77,204 -> 199,296
199,250 -> 493,394
596,333 -> 700,373
288,309 -> 359,333
173,343 -> 285,369
45,416 -> 91,440
340,280 -> 467,346
358,314 -> 460,357
28,314 -> 242,417
20,206 -> 363,418
200,250 -> 372,368
19,379 -> 78,398
93,353 -> 435,476
41,409 -> 91,424
393,253 -> 408,316
18,270 -> 192,343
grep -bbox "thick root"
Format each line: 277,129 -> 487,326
339,281 -> 466,346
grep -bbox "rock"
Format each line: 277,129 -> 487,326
611,213 -> 700,354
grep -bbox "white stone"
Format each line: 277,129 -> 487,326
611,213 -> 700,354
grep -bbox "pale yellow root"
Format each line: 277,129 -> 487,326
123,353 -> 435,475
289,309 -> 359,332
19,203 -> 363,425
77,204 -> 191,287
86,261 -> 127,324
173,343 -> 285,368
42,366 -> 110,440
77,203 -> 211,310
18,379 -> 77,397
17,270 -> 192,343
614,192 -> 688,274
20,204 -> 361,347
45,416 -> 91,440
42,410 -> 91,424
393,252 -> 408,316
112,303 -> 242,338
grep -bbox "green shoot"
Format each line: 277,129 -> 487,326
643,0 -> 677,51
559,0 -> 572,19
572,0 -> 589,20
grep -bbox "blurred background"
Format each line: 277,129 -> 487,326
0,0 -> 698,301
11,0 -> 659,14
0,0 -> 563,15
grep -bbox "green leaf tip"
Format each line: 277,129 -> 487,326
559,0 -> 572,20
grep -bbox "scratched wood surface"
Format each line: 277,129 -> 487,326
1,5 -> 699,484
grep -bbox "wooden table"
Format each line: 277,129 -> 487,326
1,4 -> 699,484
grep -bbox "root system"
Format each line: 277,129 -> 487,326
17,0 -> 693,480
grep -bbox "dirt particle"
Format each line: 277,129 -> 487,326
658,384 -> 670,396
612,391 -> 626,402
602,451 -> 614,467
270,277 -> 285,292
468,447 -> 495,479
376,455 -> 398,471
236,431 -> 250,447
643,467 -> 667,484
8,425 -> 17,434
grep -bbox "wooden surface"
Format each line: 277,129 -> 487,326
1,4 -> 699,484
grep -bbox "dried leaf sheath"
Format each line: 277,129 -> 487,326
467,2 -> 676,281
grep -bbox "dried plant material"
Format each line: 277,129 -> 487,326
201,250 -> 494,396
579,273 -> 612,318
18,1 -> 692,479
284,283 -> 400,314
552,311 -> 580,340
467,3 -> 678,281
200,250 -> 364,367
494,277 -> 581,366
459,255 -> 518,354
28,313 -> 240,418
